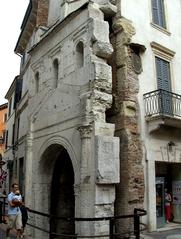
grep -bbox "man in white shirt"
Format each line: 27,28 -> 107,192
6,183 -> 22,239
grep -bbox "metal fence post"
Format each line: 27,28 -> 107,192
0,200 -> 3,223
134,209 -> 140,239
109,218 -> 114,239
49,215 -> 53,239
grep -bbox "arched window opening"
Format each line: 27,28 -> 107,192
76,42 -> 84,68
35,72 -> 40,93
53,59 -> 59,88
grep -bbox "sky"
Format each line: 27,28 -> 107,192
0,0 -> 29,105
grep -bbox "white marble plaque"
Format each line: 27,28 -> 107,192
95,136 -> 120,184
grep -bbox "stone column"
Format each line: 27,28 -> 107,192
108,17 -> 145,234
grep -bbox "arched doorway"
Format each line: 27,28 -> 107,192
50,147 -> 75,237
40,143 -> 75,238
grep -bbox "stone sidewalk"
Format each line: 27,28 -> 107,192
142,222 -> 181,239
1,221 -> 181,239
0,223 -> 32,239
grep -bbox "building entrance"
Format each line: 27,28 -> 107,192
50,148 -> 75,238
40,144 -> 75,238
155,162 -> 181,228
156,177 -> 165,228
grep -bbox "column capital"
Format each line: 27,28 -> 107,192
78,125 -> 93,138
112,17 -> 135,39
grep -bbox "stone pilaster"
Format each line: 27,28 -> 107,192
77,125 -> 95,235
24,123 -> 34,208
75,3 -> 120,236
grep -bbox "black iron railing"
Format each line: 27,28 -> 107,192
143,89 -> 181,118
0,197 -> 6,224
28,208 -> 146,239
0,197 -> 147,239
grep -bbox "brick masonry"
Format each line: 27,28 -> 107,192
107,17 -> 145,232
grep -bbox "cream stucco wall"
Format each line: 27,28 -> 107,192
120,0 -> 181,231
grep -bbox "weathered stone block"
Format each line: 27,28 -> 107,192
94,122 -> 115,136
91,79 -> 112,94
93,41 -> 113,59
88,2 -> 104,19
113,18 -> 136,37
116,67 -> 127,90
99,3 -> 117,17
95,135 -> 120,184
122,101 -> 136,117
93,62 -> 112,82
92,19 -> 110,42
116,46 -> 128,67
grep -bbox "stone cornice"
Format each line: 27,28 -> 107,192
14,1 -> 36,55
15,0 -> 49,56
150,41 -> 175,61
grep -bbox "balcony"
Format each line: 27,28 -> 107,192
143,89 -> 181,132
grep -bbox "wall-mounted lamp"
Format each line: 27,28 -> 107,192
167,141 -> 175,152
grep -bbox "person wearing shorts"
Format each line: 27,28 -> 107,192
6,183 -> 22,239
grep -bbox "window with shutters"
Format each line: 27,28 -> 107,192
8,98 -> 12,117
5,130 -> 8,149
155,57 -> 171,91
155,57 -> 172,115
151,0 -> 166,29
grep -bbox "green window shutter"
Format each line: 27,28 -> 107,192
152,0 -> 159,25
156,57 -> 171,91
158,0 -> 166,28
155,57 -> 172,115
152,0 -> 166,28
156,57 -> 163,89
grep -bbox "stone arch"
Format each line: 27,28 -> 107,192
37,136 -> 78,237
38,135 -> 79,184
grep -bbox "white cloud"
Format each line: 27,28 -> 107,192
0,0 -> 29,105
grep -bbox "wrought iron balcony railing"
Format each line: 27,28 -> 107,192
143,89 -> 181,119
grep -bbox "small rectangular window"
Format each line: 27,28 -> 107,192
152,0 -> 166,28
5,130 -> 8,149
4,113 -> 7,123
8,98 -> 12,117
2,131 -> 6,144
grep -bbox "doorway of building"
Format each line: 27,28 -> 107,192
156,177 -> 165,228
50,147 -> 75,238
155,162 -> 181,228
